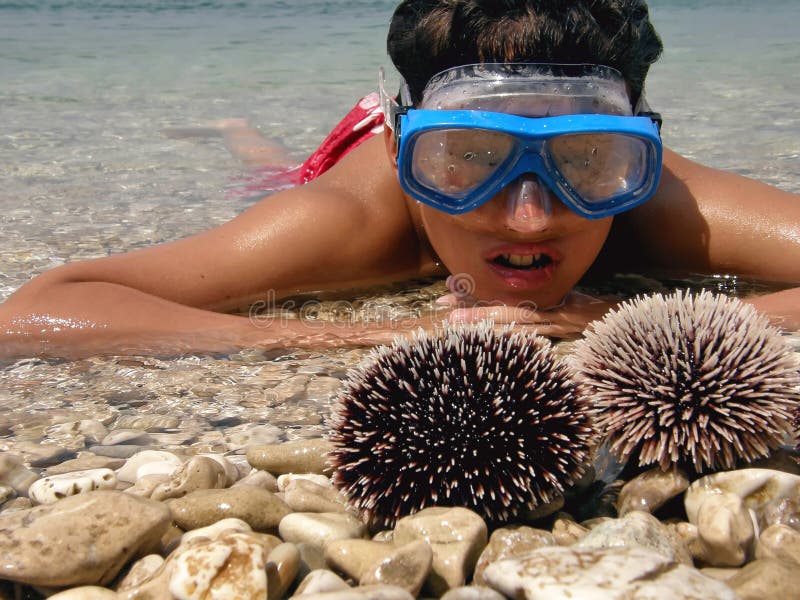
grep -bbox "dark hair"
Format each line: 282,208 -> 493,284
387,0 -> 663,106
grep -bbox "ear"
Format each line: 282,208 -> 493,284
383,124 -> 399,169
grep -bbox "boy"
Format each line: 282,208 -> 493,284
1,0 -> 799,359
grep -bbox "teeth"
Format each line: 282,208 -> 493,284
501,253 -> 535,267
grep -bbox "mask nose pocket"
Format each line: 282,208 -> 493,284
505,174 -> 553,231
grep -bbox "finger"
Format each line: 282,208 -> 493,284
448,305 -> 541,324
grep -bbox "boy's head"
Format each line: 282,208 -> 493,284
387,0 -> 663,108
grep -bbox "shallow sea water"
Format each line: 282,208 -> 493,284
1,0 -> 799,452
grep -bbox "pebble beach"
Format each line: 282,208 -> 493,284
2,433 -> 800,599
2,0 -> 800,598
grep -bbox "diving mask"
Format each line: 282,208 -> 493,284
380,63 -> 663,220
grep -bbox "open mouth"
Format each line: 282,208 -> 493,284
492,252 -> 554,270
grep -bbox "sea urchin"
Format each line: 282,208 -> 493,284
328,322 -> 596,528
570,290 -> 800,473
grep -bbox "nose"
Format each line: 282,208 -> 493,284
504,174 -> 553,232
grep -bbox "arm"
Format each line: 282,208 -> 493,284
0,136 -> 436,359
616,148 -> 800,329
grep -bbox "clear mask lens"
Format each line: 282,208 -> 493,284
547,133 -> 650,203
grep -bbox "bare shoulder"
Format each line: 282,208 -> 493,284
608,148 -> 800,282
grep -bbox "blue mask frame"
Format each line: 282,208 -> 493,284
393,109 -> 663,219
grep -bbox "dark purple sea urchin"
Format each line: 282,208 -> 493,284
570,290 -> 800,473
329,322 -> 596,528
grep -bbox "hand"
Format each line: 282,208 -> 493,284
440,289 -> 616,338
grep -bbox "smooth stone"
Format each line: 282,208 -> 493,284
617,467 -> 689,516
225,424 -> 282,450
46,420 -> 109,446
759,497 -> 800,531
278,473 -> 332,491
0,490 -> 170,586
199,453 -> 239,486
28,468 -> 117,504
394,507 -> 487,597
700,567 -> 741,581
575,510 -> 693,565
48,587 -> 118,599
360,540 -> 433,597
284,478 -> 348,513
686,468 -> 800,524
288,585 -> 414,600
755,524 -> 800,565
516,494 -> 564,522
297,542 -> 329,581
440,586 -> 506,600
279,512 -> 366,550
115,554 -> 165,591
372,530 -> 394,543
0,497 -> 32,513
0,486 -> 14,506
0,454 -> 40,495
124,473 -> 169,498
551,514 -> 589,545
113,415 -> 181,432
325,539 -> 395,581
150,456 -> 227,501
88,445 -> 153,459
473,526 -> 557,586
247,439 -> 335,475
101,429 -> 154,446
294,569 -> 351,596
234,468 -> 279,492
168,532 -> 268,600
267,542 -> 301,600
116,450 -> 183,483
13,441 -> 74,467
137,460 -> 186,479
483,546 -> 738,600
46,455 -> 125,476
726,558 -> 800,600
168,485 -> 292,532
692,491 -> 756,567
179,517 -> 253,545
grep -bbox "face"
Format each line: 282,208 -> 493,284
392,94 -> 622,309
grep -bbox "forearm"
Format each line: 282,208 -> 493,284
0,281 -> 402,360
743,287 -> 800,332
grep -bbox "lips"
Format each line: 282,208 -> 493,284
483,243 -> 562,289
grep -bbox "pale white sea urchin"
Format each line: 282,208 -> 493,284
329,322 -> 596,528
570,290 -> 800,472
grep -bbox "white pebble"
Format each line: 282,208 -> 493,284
29,469 -> 117,504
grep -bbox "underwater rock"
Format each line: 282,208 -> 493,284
45,455 -> 125,476
483,546 -> 737,600
101,429 -> 154,447
394,507 -> 488,597
359,540 -> 433,596
116,450 -> 183,483
0,453 -> 39,496
149,456 -> 227,501
247,439 -> 335,475
48,587 -> 118,599
28,467 -> 117,504
279,512 -> 366,551
294,569 -> 351,596
439,586 -> 506,600
267,542 -> 301,600
691,491 -> 756,567
0,490 -> 170,586
616,467 -> 689,516
473,526 -> 557,586
284,478 -> 348,514
575,510 -> 693,565
726,558 -> 800,600
755,524 -> 800,566
168,485 -> 291,532
324,539 -> 395,581
685,469 -> 800,524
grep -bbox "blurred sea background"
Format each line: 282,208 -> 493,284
0,1 -> 798,443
